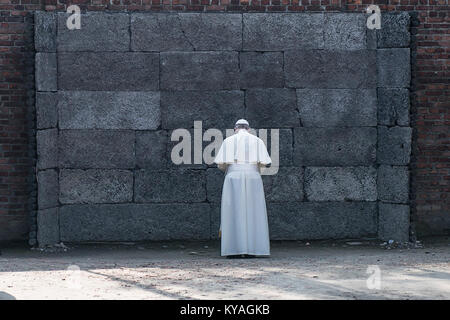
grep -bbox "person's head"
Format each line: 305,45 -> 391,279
234,119 -> 250,132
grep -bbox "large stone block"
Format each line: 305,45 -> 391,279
58,91 -> 160,130
35,53 -> 57,91
37,128 -> 58,170
161,90 -> 244,129
58,53 -> 159,91
243,13 -> 324,50
134,169 -> 206,203
36,92 -> 58,129
37,207 -> 59,246
377,88 -> 410,126
136,131 -> 168,169
58,130 -> 135,168
378,165 -> 409,204
57,12 -> 130,51
59,203 -> 212,241
377,12 -> 410,48
206,168 -> 224,202
278,129 -> 293,166
131,13 -> 242,51
285,49 -> 376,88
37,169 -> 58,210
263,167 -> 304,202
267,202 -> 377,240
59,169 -> 133,204
377,48 -> 410,88
160,52 -> 239,90
324,13 -> 366,49
305,167 -> 377,201
245,88 -> 299,128
378,203 -> 410,242
297,89 -> 377,127
377,126 -> 412,165
35,11 -> 56,52
293,127 -> 377,166
239,52 -> 284,88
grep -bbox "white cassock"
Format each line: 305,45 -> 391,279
214,130 -> 272,256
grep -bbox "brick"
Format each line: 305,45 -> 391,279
324,13 -> 366,49
377,126 -> 412,165
377,88 -> 410,126
37,169 -> 58,210
136,131 -> 168,169
34,11 -> 56,52
239,52 -> 284,88
58,91 -> 160,130
377,12 -> 410,48
35,53 -> 57,92
297,89 -> 377,127
37,128 -> 58,170
378,165 -> 409,204
37,208 -> 59,246
262,167 -> 304,202
377,48 -> 410,88
206,167 -> 224,202
378,203 -> 410,242
36,92 -> 58,129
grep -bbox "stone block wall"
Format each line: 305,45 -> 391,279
35,11 -> 412,246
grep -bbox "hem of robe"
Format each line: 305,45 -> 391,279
221,252 -> 270,256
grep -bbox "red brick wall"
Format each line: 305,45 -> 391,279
1,0 -> 448,242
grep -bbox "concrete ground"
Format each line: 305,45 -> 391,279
0,237 -> 449,300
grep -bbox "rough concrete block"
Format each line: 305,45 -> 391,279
134,169 -> 206,203
377,12 -> 410,48
377,48 -> 410,88
206,168 -> 224,203
378,203 -> 410,242
37,207 -> 59,246
37,128 -> 58,170
60,203 -> 212,241
136,131 -> 168,169
377,126 -> 412,165
245,88 -> 299,128
160,52 -> 239,90
36,92 -> 58,129
263,167 -> 304,202
297,89 -> 377,127
324,13 -> 366,49
285,49 -> 377,88
58,91 -> 160,130
58,130 -> 135,168
293,127 -> 377,166
57,12 -> 130,51
378,165 -> 409,203
279,129 -> 293,166
243,13 -> 324,50
305,167 -> 377,201
267,202 -> 377,240
161,90 -> 244,129
35,11 -> 56,52
59,169 -> 133,204
58,52 -> 159,91
35,53 -> 57,91
239,52 -> 284,88
37,169 -> 58,210
377,88 -> 410,126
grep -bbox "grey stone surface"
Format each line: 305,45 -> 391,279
37,128 -> 58,170
57,12 -> 130,51
377,88 -> 410,126
35,11 -> 56,52
59,169 -> 133,204
293,127 -> 377,166
243,13 -> 324,50
297,89 -> 377,127
377,12 -> 410,48
58,52 -> 159,91
377,48 -> 410,88
60,203 -> 211,241
378,203 -> 410,242
136,131 -> 168,169
58,130 -> 135,169
239,52 -> 284,88
377,126 -> 412,165
305,167 -> 377,201
263,167 -> 304,202
245,88 -> 299,128
37,169 -> 58,210
58,91 -> 160,130
36,92 -> 58,129
37,207 -> 59,246
160,52 -> 239,90
134,169 -> 206,203
378,165 -> 409,204
324,13 -> 366,49
35,53 -> 57,92
131,13 -> 241,51
267,202 -> 377,240
206,168 -> 224,202
161,90 -> 244,129
285,49 -> 376,88
167,128 -> 209,170
279,129 -> 293,166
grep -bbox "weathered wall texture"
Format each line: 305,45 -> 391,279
34,11 -> 412,246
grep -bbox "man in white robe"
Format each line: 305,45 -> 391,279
214,119 -> 272,258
